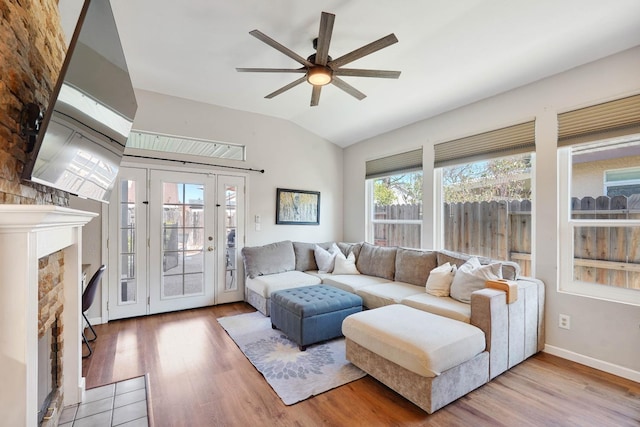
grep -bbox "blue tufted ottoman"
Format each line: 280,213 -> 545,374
270,285 -> 363,351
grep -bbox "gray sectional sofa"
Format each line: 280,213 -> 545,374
241,240 -> 545,412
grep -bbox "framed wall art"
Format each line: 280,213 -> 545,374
276,188 -> 320,225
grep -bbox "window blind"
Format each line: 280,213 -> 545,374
365,148 -> 423,179
434,121 -> 535,168
558,94 -> 640,147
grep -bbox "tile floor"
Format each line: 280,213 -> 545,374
58,375 -> 149,427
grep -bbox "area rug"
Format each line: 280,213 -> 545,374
218,311 -> 366,405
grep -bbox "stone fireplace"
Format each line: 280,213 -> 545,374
37,251 -> 65,425
0,205 -> 96,426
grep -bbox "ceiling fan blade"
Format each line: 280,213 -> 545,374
264,76 -> 307,99
331,76 -> 366,101
333,68 -> 401,78
310,85 -> 322,106
236,67 -> 306,73
329,33 -> 398,69
249,30 -> 314,68
315,12 -> 335,66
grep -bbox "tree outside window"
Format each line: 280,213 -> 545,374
369,171 -> 423,248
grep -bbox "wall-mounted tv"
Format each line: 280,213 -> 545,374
22,0 -> 137,203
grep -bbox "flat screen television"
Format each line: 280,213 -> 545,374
22,0 -> 137,203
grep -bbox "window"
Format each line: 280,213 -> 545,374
558,94 -> 640,305
438,153 -> 533,275
434,121 -> 536,275
366,149 -> 422,248
604,166 -> 640,197
559,137 -> 640,305
127,131 -> 245,161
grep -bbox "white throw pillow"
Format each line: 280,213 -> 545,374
450,257 -> 502,303
333,251 -> 360,275
425,262 -> 457,297
314,243 -> 340,273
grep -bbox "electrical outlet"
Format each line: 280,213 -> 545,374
559,314 -> 571,330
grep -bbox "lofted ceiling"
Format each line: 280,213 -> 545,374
109,0 -> 640,148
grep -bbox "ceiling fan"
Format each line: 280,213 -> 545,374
236,11 -> 401,106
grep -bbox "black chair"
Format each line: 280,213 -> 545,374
82,265 -> 106,358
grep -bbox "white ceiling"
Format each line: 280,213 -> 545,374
109,0 -> 640,147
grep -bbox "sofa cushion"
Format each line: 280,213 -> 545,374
394,248 -> 438,286
322,274 -> 391,294
425,262 -> 457,297
337,242 -> 363,259
333,251 -> 360,275
450,257 -> 502,303
245,270 -> 321,298
356,282 -> 424,309
242,240 -> 295,279
342,304 -> 486,377
401,293 -> 471,323
293,241 -> 334,271
437,249 -> 520,280
356,242 -> 397,280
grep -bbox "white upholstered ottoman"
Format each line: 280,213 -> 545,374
342,304 -> 489,413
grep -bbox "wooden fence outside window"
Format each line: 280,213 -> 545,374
376,195 -> 640,290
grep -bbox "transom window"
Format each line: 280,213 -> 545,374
127,131 -> 245,161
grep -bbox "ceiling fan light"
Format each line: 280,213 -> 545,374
307,67 -> 332,86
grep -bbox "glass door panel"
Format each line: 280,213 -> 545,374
225,184 -> 238,291
120,180 -> 137,303
108,167 -> 148,320
161,182 -> 205,298
149,170 -> 215,314
217,175 -> 245,304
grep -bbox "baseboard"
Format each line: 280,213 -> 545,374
87,316 -> 103,327
543,345 -> 640,382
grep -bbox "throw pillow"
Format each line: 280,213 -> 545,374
425,262 -> 457,297
314,243 -> 341,273
450,257 -> 502,303
333,251 -> 360,275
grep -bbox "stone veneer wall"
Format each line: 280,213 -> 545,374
0,0 -> 70,206
2,2 -> 71,423
38,251 -> 65,426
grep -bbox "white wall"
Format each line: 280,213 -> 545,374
68,195 -> 103,320
343,46 -> 640,378
131,90 -> 344,246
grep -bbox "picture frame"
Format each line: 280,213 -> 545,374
276,188 -> 320,225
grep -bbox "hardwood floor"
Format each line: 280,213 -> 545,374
82,303 -> 640,427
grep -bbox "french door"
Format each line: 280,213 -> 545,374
107,167 -> 245,320
107,167 -> 148,319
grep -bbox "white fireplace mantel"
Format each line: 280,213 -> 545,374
0,205 -> 97,427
